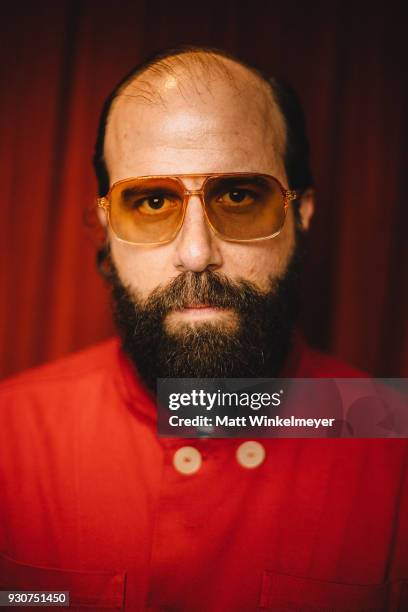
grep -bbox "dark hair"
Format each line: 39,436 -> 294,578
93,45 -> 314,197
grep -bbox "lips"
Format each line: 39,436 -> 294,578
183,304 -> 218,309
165,304 -> 235,325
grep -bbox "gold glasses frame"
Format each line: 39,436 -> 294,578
97,172 -> 298,246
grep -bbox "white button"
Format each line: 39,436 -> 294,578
173,446 -> 202,475
236,441 -> 265,469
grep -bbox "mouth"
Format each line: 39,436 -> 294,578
176,304 -> 224,317
183,303 -> 219,309
163,302 -> 239,333
165,302 -> 235,323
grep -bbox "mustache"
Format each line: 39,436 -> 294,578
126,270 -> 275,316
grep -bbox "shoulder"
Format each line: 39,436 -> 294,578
289,333 -> 368,378
0,338 -> 122,403
302,345 -> 368,378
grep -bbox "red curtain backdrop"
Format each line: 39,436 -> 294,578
1,0 -> 407,379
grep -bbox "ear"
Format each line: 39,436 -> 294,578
298,188 -> 315,231
97,206 -> 108,227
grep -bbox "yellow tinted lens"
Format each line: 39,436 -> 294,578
204,175 -> 286,240
109,177 -> 184,244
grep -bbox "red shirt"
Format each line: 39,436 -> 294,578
0,338 -> 407,611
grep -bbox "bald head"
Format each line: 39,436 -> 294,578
94,47 -> 313,197
104,50 -> 287,185
114,50 -> 245,105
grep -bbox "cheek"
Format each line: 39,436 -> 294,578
222,211 -> 296,290
110,239 -> 176,298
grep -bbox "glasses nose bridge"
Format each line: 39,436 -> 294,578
184,187 -> 206,208
181,187 -> 213,238
185,187 -> 204,196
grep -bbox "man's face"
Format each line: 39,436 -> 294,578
102,58 -> 312,386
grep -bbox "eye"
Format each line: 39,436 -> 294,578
216,188 -> 256,207
132,193 -> 180,215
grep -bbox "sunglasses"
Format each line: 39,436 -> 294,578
97,173 -> 298,245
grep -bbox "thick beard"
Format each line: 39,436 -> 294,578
106,229 -> 304,392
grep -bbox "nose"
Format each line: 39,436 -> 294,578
173,195 -> 223,273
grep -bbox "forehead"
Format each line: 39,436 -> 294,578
104,57 -> 287,184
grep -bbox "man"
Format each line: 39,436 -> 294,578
1,47 -> 407,611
